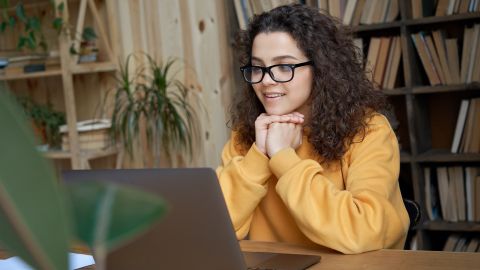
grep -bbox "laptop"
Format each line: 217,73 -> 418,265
62,168 -> 320,270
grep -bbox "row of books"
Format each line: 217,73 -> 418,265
435,0 -> 480,16
360,35 -> 402,89
233,0 -> 298,29
424,166 -> 480,223
411,25 -> 480,86
451,98 -> 480,154
443,234 -> 480,252
318,0 -> 399,26
412,0 -> 480,19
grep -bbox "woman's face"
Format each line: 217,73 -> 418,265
251,31 -> 313,116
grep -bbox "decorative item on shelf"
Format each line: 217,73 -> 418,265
17,96 -> 66,150
0,51 -> 61,75
110,53 -> 203,167
60,119 -> 113,151
70,27 -> 99,63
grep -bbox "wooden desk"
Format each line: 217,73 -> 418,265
240,240 -> 480,270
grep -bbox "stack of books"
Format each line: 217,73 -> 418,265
60,119 -> 113,151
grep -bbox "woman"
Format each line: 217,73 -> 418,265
216,4 -> 409,254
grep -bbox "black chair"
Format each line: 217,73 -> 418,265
403,198 -> 421,229
403,199 -> 421,249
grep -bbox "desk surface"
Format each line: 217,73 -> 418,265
240,240 -> 480,270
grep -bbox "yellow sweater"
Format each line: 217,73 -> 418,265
216,114 -> 410,254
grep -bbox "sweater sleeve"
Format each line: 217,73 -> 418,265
271,115 -> 409,254
216,132 -> 272,239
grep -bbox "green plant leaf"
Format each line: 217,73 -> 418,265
57,2 -> 64,12
82,26 -> 97,41
15,3 -> 27,23
27,17 -> 40,31
0,89 -> 70,270
17,36 -> 27,49
8,16 -> 15,28
52,17 -> 63,33
65,181 -> 166,251
0,21 -> 6,32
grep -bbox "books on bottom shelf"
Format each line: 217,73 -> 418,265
443,234 -> 480,252
424,166 -> 480,222
60,119 -> 113,151
451,98 -> 480,154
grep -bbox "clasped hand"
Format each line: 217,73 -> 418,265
255,112 -> 304,157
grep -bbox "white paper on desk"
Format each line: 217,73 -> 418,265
0,253 -> 95,270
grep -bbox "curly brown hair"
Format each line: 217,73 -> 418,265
230,4 -> 389,163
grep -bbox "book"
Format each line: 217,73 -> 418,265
464,98 -> 480,153
465,238 -> 479,252
432,30 -> 452,84
343,0 -> 358,25
411,32 -> 441,85
436,0 -> 450,16
453,166 -> 466,221
451,99 -> 470,153
351,0 -> 365,26
460,98 -> 478,153
385,0 -> 399,22
476,175 -> 480,222
447,166 -> 459,222
365,37 -> 382,82
373,36 -> 392,86
60,119 -> 112,151
445,38 -> 461,84
460,26 -> 474,82
443,233 -> 461,251
424,34 -> 446,84
411,0 -> 423,19
465,167 -> 477,222
233,0 -> 247,30
437,167 -> 450,220
466,24 -> 480,83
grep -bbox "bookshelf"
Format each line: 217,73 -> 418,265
0,0 -> 119,170
229,0 -> 480,251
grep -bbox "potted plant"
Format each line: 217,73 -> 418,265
0,88 -> 166,270
17,96 -> 66,150
70,26 -> 99,63
109,53 -> 202,167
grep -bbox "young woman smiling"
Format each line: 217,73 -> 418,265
216,4 -> 409,254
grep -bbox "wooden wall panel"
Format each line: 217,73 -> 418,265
111,0 -> 234,168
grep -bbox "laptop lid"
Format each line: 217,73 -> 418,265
62,168 -> 247,270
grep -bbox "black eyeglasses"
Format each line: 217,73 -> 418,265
240,61 -> 313,84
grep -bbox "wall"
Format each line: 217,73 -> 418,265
111,0 -> 235,168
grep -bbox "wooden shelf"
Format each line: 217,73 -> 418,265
42,145 -> 119,160
415,149 -> 480,162
400,151 -> 411,163
71,62 -> 117,75
405,12 -> 480,27
0,69 -> 62,81
412,83 -> 480,94
422,221 -> 480,232
382,87 -> 410,95
352,21 -> 402,33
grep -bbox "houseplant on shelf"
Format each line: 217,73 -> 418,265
17,96 -> 66,150
110,53 -> 202,167
0,88 -> 166,270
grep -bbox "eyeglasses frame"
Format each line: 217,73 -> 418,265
240,60 -> 313,84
